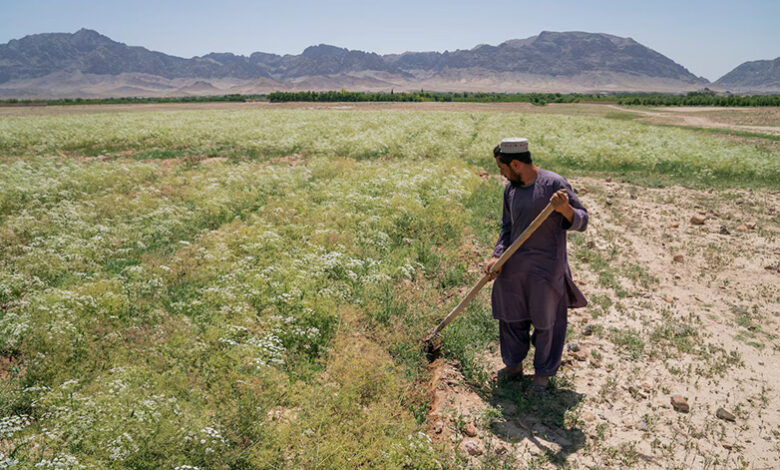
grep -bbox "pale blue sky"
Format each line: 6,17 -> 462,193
1,0 -> 778,81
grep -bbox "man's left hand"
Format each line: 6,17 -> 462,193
550,189 -> 574,222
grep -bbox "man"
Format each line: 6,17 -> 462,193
484,137 -> 588,391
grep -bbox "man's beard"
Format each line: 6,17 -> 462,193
507,170 -> 525,186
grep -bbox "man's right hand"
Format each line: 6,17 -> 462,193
484,257 -> 501,280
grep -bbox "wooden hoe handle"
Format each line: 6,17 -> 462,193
423,202 -> 555,342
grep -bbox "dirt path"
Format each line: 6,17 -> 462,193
607,105 -> 780,136
427,177 -> 780,469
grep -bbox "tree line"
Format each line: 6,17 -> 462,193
268,90 -> 780,106
2,91 -> 777,107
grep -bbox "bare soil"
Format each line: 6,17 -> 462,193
609,105 -> 780,136
427,176 -> 780,469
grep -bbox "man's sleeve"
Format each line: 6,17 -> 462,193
560,180 -> 588,232
492,186 -> 512,257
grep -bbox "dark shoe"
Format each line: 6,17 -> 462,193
490,367 -> 524,384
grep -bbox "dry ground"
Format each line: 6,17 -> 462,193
608,105 -> 780,136
426,176 -> 780,469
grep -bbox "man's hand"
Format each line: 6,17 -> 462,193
550,189 -> 574,222
484,257 -> 501,280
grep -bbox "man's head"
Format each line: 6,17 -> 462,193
493,137 -> 533,184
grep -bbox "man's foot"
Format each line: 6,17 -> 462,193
490,364 -> 524,383
531,375 -> 549,387
526,376 -> 550,398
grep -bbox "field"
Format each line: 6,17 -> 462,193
0,103 -> 778,469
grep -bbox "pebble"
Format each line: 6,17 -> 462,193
494,442 -> 508,455
589,357 -> 601,368
669,221 -> 680,228
719,225 -> 731,235
736,224 -> 749,231
572,351 -> 588,362
671,395 -> 690,413
673,254 -> 684,262
464,423 -> 478,437
433,420 -> 444,434
567,342 -> 581,352
716,407 -> 736,422
690,215 -> 706,225
581,410 -> 596,422
583,325 -> 593,336
460,439 -> 484,456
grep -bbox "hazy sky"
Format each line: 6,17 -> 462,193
2,0 -> 778,81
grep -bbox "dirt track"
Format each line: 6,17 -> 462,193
608,105 -> 780,136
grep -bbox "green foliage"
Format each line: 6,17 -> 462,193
267,90 -> 780,107
0,106 -> 775,467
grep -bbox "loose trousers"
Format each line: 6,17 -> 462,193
498,294 -> 568,377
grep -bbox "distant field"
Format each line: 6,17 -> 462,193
1,106 -> 777,186
0,106 -> 778,469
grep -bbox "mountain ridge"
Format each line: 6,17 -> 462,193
3,28 -> 773,98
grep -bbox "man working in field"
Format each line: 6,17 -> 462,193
484,137 -> 588,392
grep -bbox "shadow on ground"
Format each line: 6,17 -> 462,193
488,377 -> 586,466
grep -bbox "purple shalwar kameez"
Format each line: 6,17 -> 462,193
491,169 -> 588,377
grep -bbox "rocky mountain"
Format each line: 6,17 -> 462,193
715,57 -> 780,91
0,28 -> 714,98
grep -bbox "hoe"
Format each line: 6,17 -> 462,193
422,201 -> 555,358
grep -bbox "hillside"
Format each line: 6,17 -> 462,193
0,29 -> 709,98
715,57 -> 780,91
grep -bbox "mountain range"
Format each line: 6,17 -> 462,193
0,29 -> 775,98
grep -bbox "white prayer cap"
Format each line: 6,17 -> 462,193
500,137 -> 529,154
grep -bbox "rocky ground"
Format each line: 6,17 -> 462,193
425,176 -> 779,469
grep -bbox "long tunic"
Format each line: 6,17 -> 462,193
491,169 -> 588,328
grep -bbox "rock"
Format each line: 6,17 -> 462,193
464,423 -> 478,437
460,439 -> 483,456
673,254 -> 684,262
589,357 -> 601,368
605,199 -> 613,206
499,401 -> 518,416
402,237 -> 413,244
433,420 -> 444,434
669,222 -> 680,228
494,442 -> 508,455
583,325 -> 593,336
719,225 -> 731,235
690,215 -> 706,225
519,415 -> 538,429
567,342 -> 581,352
716,407 -> 736,422
572,351 -> 587,362
671,395 -> 689,413
664,296 -> 674,303
629,192 -> 638,199
581,410 -> 596,422
736,224 -> 749,231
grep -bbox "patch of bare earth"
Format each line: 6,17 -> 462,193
427,177 -> 779,469
609,105 -> 780,137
